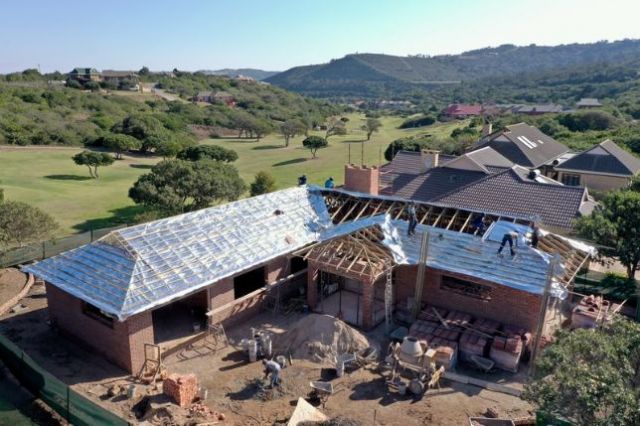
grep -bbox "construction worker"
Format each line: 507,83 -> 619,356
529,222 -> 540,248
471,213 -> 487,234
497,231 -> 518,257
324,177 -> 335,189
298,174 -> 307,186
407,202 -> 418,236
262,358 -> 281,387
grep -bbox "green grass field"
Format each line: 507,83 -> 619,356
0,114 -> 465,236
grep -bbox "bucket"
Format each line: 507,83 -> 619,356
248,339 -> 258,362
336,361 -> 344,377
397,381 -> 407,395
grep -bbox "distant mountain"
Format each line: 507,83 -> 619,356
266,39 -> 640,99
198,68 -> 280,81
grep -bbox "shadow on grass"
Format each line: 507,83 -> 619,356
252,144 -> 284,150
342,139 -> 368,143
72,205 -> 145,233
129,164 -> 154,169
43,174 -> 92,181
273,158 -> 307,167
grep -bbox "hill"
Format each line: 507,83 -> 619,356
266,39 -> 640,99
197,68 -> 280,80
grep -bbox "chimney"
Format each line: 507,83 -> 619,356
344,164 -> 379,195
421,149 -> 440,172
481,122 -> 493,138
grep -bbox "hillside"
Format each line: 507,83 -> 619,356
267,39 -> 640,99
197,68 -> 280,80
0,73 -> 338,147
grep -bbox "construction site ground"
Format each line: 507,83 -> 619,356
0,280 -> 533,425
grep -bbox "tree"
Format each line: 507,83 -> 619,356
112,115 -> 168,153
139,66 -> 150,76
303,136 -> 328,159
72,151 -> 115,178
325,117 -> 347,141
155,139 -> 183,159
524,319 -> 640,426
129,159 -> 246,214
0,201 -> 58,248
279,119 -> 306,147
250,171 -> 277,196
177,145 -> 238,162
102,133 -> 141,159
362,117 -> 381,141
575,190 -> 640,279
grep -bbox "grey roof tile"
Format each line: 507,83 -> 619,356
556,140 -> 640,176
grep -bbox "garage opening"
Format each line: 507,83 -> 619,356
290,256 -> 308,274
234,266 -> 266,299
152,289 -> 208,348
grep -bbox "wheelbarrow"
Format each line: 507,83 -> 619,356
308,381 -> 334,408
355,346 -> 378,367
470,355 -> 495,373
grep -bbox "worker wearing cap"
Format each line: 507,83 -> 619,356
262,358 -> 281,387
324,177 -> 335,189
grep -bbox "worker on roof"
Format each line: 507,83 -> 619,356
324,177 -> 335,189
262,358 -> 281,387
407,202 -> 418,236
497,231 -> 519,257
471,213 -> 487,234
529,222 -> 540,248
298,174 -> 307,186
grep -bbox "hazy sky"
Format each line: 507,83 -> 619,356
2,0 -> 639,73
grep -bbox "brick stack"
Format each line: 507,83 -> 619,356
445,310 -> 472,329
489,326 -> 529,373
163,374 -> 198,408
459,331 -> 489,361
429,337 -> 458,369
409,320 -> 437,342
571,295 -> 611,329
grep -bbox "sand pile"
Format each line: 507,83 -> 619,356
275,314 -> 372,364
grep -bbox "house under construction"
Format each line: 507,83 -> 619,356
24,182 -> 593,374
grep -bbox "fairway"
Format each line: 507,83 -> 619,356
0,114 -> 466,236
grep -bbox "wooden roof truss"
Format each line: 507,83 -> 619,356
301,226 -> 393,282
537,234 -> 591,285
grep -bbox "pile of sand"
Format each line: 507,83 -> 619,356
275,314 -> 372,364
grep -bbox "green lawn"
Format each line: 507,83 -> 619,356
0,114 -> 466,236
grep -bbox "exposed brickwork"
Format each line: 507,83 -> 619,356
307,263 -> 319,309
394,266 -> 541,331
163,373 -> 198,407
344,164 -> 379,195
360,278 -> 375,330
46,283 -> 154,373
266,256 -> 290,284
208,278 -> 234,310
208,289 -> 266,327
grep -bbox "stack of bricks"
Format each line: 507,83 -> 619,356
429,337 -> 458,369
459,331 -> 489,361
571,295 -> 611,329
163,373 -> 198,408
409,320 -> 437,342
445,310 -> 472,329
489,326 -> 527,373
418,306 -> 449,323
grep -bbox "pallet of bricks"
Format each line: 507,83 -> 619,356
408,305 -> 532,373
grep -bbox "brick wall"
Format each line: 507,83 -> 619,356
266,256 -> 290,284
208,277 -> 234,310
344,164 -> 379,195
46,283 -> 154,373
394,266 -> 542,331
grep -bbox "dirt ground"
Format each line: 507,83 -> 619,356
0,281 -> 534,426
0,268 -> 29,306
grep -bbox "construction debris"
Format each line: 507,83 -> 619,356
571,294 -> 613,329
163,373 -> 198,408
274,314 -> 372,364
188,402 -> 225,422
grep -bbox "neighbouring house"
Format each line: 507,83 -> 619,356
68,68 -> 101,83
23,186 -> 593,374
353,146 -> 595,233
475,123 -> 569,169
101,70 -> 140,87
442,104 -> 483,119
552,139 -> 640,190
511,104 -> 565,115
212,91 -> 236,107
576,98 -> 602,109
192,91 -> 214,103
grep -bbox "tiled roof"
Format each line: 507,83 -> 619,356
444,104 -> 483,116
381,167 -> 488,201
477,123 -> 569,168
432,166 -> 587,229
576,98 -> 602,107
556,140 -> 640,176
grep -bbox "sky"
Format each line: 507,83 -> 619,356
1,0 -> 640,73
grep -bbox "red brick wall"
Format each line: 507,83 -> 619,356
344,164 -> 379,195
46,283 -> 154,373
208,278 -> 234,310
394,266 -> 541,331
208,289 -> 266,327
266,256 -> 290,284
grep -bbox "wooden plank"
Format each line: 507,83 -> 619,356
443,372 -> 522,397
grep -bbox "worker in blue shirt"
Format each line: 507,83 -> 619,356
324,177 -> 335,189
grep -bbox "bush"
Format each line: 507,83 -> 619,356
399,114 -> 436,129
558,111 -> 618,132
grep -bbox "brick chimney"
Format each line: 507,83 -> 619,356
481,122 -> 493,138
422,150 -> 440,172
344,164 -> 379,195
